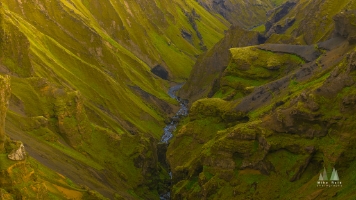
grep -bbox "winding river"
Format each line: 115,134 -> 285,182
160,84 -> 188,200
161,84 -> 188,143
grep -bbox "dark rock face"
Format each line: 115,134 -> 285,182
130,85 -> 175,116
151,65 -> 169,80
179,27 -> 260,102
265,0 -> 297,37
196,0 -> 272,29
333,11 -> 356,44
265,0 -> 297,27
212,0 -> 232,18
181,29 -> 193,43
257,43 -> 321,62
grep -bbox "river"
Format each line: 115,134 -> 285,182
159,84 -> 188,200
160,84 -> 188,143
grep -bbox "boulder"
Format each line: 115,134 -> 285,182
334,11 -> 356,44
8,143 -> 26,161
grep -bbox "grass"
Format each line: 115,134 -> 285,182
0,154 -> 91,199
271,0 -> 288,6
167,15 -> 356,199
267,0 -> 356,44
0,154 -> 18,171
2,0 -> 355,199
213,47 -> 304,100
252,24 -> 266,33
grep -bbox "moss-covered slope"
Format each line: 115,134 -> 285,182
0,0 -> 233,198
0,75 -> 11,152
196,0 -> 287,29
168,12 -> 356,199
179,27 -> 262,103
0,0 -> 285,197
180,0 -> 356,104
0,75 -> 102,199
264,0 -> 356,44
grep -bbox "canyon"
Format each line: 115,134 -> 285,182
1,0 -> 356,199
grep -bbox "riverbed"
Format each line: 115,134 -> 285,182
160,84 -> 188,200
161,84 -> 188,144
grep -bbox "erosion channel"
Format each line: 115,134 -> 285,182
159,84 -> 188,200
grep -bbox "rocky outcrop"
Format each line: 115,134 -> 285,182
333,11 -> 356,44
179,27 -> 260,103
263,0 -> 356,45
265,18 -> 296,38
265,0 -> 298,37
0,20 -> 33,77
168,15 -> 356,199
189,98 -> 247,122
196,0 -> 273,28
0,75 -> 11,152
54,91 -> 91,148
8,142 -> 26,161
185,9 -> 206,51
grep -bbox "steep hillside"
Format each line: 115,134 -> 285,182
0,75 -> 106,199
264,0 -> 356,44
168,7 -> 356,200
0,0 -> 285,199
181,0 -> 356,102
0,75 -> 10,152
0,0 -> 232,198
0,0 -> 311,199
179,27 -> 262,103
195,0 -> 287,29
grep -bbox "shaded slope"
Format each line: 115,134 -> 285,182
179,27 -> 261,103
196,0 -> 279,29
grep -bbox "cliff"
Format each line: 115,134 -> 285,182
196,0 -> 282,29
0,75 -> 10,152
179,27 -> 261,103
0,0 -> 280,198
168,5 -> 356,199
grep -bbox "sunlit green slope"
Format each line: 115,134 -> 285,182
0,0 -> 230,198
0,0 -> 286,198
169,2 -> 356,199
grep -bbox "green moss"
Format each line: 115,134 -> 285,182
0,154 -> 17,171
270,0 -> 288,6
185,176 -> 199,190
252,24 -> 266,33
267,0 -> 356,44
213,47 -> 304,100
